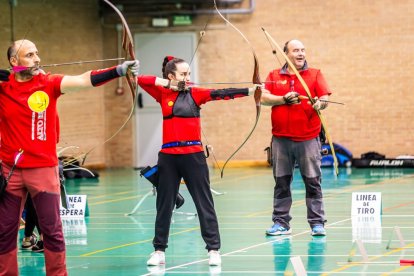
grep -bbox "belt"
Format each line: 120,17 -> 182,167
162,140 -> 202,149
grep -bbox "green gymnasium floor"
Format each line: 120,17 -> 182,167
17,167 -> 414,275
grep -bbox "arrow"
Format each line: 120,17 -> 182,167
11,57 -> 125,72
298,95 -> 344,105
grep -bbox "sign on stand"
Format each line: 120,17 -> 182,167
60,195 -> 88,218
351,192 -> 382,243
351,192 -> 382,216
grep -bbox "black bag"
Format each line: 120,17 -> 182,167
140,165 -> 185,209
361,151 -> 385,160
264,137 -> 273,166
59,160 -> 70,209
140,166 -> 159,187
319,128 -> 327,144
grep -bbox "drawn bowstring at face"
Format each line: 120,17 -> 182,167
162,56 -> 190,91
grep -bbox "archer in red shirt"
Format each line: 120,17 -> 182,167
261,39 -> 332,237
0,39 -> 139,276
141,56 -> 260,267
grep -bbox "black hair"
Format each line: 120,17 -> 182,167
162,56 -> 186,79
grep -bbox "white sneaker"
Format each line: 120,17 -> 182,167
147,265 -> 165,275
147,251 -> 165,266
208,250 -> 221,266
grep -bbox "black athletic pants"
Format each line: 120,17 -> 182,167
24,194 -> 41,237
153,152 -> 221,251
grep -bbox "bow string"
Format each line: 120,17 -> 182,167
213,0 -> 262,178
80,0 -> 139,164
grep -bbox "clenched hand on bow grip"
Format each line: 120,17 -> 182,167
248,84 -> 264,95
116,60 -> 140,77
311,96 -> 328,111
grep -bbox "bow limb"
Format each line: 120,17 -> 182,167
262,28 -> 338,175
80,0 -> 138,164
213,0 -> 262,177
103,0 -> 138,102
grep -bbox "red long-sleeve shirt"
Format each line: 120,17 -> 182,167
138,75 -> 249,154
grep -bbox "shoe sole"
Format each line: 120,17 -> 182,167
147,262 -> 165,266
266,230 -> 292,236
311,232 -> 326,236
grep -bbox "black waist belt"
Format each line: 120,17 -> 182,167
162,140 -> 202,149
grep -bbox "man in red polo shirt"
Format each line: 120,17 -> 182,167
261,39 -> 331,237
0,39 -> 139,275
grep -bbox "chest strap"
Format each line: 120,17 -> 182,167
162,140 -> 202,149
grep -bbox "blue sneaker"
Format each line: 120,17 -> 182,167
311,225 -> 326,236
266,223 -> 292,236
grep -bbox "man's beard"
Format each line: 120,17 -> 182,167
20,68 -> 39,78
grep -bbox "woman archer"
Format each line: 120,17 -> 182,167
138,56 -> 260,267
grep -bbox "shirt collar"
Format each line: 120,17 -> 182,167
280,60 -> 308,75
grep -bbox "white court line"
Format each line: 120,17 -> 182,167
141,217 -> 352,276
161,272 -> 414,275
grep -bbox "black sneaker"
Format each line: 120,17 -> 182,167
32,240 -> 44,253
21,234 -> 37,250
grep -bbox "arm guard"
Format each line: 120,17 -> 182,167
210,88 -> 249,100
90,66 -> 120,87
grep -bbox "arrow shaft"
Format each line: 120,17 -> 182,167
11,58 -> 125,72
298,95 -> 344,105
41,57 -> 125,68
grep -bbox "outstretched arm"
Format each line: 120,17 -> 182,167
60,60 -> 139,93
209,84 -> 262,100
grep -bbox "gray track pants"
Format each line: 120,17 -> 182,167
271,136 -> 326,228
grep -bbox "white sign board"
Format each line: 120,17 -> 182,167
351,192 -> 382,216
62,218 -> 88,245
60,195 -> 87,218
352,215 -> 382,243
351,192 -> 382,243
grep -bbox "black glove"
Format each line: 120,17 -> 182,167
0,69 -> 10,82
177,81 -> 187,91
283,92 -> 300,105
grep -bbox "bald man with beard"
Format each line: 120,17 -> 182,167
0,39 -> 139,275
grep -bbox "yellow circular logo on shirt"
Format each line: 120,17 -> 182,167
27,91 -> 50,113
168,101 -> 174,107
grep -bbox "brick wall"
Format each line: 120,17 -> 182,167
1,0 -> 413,167
197,0 -> 414,163
0,0 -> 133,167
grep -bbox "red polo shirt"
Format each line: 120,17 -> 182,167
265,66 -> 332,141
